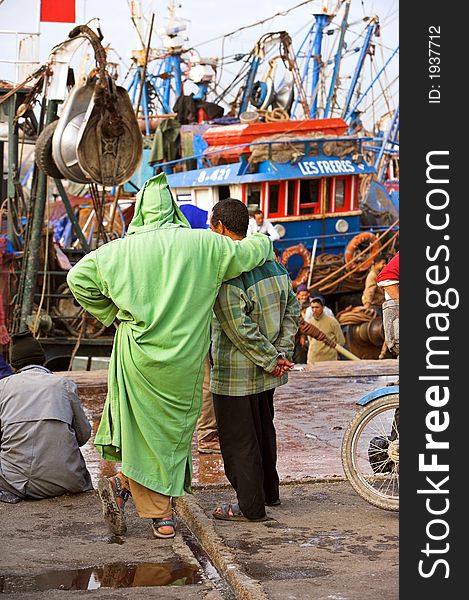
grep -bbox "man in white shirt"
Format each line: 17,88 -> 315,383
247,210 -> 280,242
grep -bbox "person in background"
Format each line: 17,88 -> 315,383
376,251 -> 399,301
209,198 -> 299,521
303,292 -> 337,322
67,174 -> 274,540
306,296 -> 345,363
247,209 -> 280,242
377,251 -> 400,357
293,284 -> 310,364
195,354 -> 221,454
295,284 -> 310,311
362,254 -> 387,313
0,331 -> 92,504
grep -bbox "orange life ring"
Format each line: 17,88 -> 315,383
344,232 -> 381,272
281,244 -> 311,287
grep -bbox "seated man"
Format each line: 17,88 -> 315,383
307,296 -> 345,363
247,209 -> 280,242
0,331 -> 93,503
209,198 -> 300,521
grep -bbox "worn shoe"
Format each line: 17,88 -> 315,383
265,499 -> 281,506
0,490 -> 22,504
152,516 -> 177,539
97,476 -> 130,536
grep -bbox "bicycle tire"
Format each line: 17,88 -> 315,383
342,393 -> 399,511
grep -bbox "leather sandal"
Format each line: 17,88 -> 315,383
212,502 -> 269,522
152,517 -> 177,539
97,476 -> 130,536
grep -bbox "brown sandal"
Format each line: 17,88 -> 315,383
152,517 -> 176,539
212,502 -> 269,522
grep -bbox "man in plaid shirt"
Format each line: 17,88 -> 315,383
209,198 -> 300,522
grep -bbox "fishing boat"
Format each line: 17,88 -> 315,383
0,0 -> 399,366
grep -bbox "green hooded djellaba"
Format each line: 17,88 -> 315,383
67,173 -> 275,497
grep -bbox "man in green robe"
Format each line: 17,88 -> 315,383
67,173 -> 275,539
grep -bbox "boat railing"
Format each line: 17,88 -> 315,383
154,135 -> 375,173
275,224 -> 398,246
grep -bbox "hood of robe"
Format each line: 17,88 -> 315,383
127,172 -> 190,234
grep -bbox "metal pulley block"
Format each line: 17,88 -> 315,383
76,79 -> 143,186
52,79 -> 95,183
39,24 -> 143,186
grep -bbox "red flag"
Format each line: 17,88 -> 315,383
40,0 -> 76,23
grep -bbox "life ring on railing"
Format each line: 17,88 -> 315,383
344,232 -> 381,272
281,244 -> 311,287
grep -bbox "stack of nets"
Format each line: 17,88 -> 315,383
336,305 -> 378,325
249,134 -> 359,165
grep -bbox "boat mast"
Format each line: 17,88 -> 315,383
309,10 -> 332,118
375,105 -> 399,182
341,15 -> 379,118
324,0 -> 350,118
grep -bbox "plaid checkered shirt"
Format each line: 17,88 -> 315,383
210,260 -> 300,396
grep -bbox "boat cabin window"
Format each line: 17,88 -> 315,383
299,179 -> 320,215
287,180 -> 296,215
268,183 -> 280,214
335,179 -> 346,209
246,184 -> 262,212
218,185 -> 231,201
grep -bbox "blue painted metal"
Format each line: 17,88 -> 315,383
376,105 -> 399,181
167,155 -> 374,188
310,14 -> 330,118
344,45 -> 399,122
239,55 -> 262,115
273,215 -> 362,255
324,0 -> 351,118
342,19 -> 377,118
356,386 -> 399,406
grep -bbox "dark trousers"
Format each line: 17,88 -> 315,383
213,388 -> 279,520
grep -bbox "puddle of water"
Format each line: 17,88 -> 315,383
179,522 -> 236,600
0,561 -> 202,593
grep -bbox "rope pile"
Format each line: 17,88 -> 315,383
336,305 -> 377,325
307,253 -> 367,294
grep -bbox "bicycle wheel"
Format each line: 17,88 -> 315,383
342,393 -> 399,511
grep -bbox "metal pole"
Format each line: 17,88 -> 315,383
19,100 -> 57,330
19,169 -> 47,329
290,24 -> 314,118
344,44 -> 399,122
341,17 -> 377,119
310,13 -> 330,119
53,179 -> 90,252
324,0 -> 350,118
375,104 -> 399,181
7,95 -> 19,247
239,55 -> 262,115
135,12 -> 155,130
